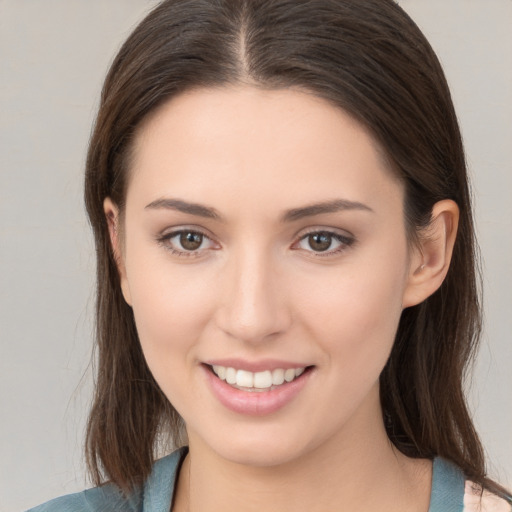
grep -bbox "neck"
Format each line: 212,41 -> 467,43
173,387 -> 432,512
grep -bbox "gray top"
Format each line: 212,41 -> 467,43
27,449 -> 467,512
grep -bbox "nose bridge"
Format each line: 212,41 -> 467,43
216,240 -> 289,343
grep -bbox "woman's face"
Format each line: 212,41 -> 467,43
112,86 -> 421,467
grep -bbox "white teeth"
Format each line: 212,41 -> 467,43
212,365 -> 226,380
211,365 -> 307,390
253,370 -> 272,389
272,368 -> 285,385
284,368 -> 296,382
236,369 -> 254,388
225,367 -> 237,385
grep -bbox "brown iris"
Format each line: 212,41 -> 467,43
308,232 -> 332,252
180,232 -> 203,250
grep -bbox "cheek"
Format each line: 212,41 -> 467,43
296,249 -> 408,376
127,264 -> 222,416
124,248 -> 218,373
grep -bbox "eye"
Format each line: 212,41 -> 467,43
294,230 -> 354,255
158,229 -> 218,256
177,231 -> 205,251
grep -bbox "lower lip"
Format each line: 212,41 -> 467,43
203,365 -> 312,416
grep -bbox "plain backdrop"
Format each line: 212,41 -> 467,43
1,1 -> 511,510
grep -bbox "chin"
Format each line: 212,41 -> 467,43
217,441 -> 304,468
191,422 -> 324,469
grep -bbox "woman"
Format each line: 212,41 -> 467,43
29,0 -> 511,511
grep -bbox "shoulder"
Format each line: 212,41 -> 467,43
431,458 -> 511,512
25,448 -> 187,512
464,481 -> 512,512
25,483 -> 142,512
27,485 -> 140,512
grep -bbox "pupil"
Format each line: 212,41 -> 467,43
180,232 -> 203,250
309,233 -> 331,252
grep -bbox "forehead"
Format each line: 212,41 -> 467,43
127,86 -> 403,217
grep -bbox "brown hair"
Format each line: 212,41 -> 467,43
85,0 -> 488,494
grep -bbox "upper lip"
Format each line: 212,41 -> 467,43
203,358 -> 311,373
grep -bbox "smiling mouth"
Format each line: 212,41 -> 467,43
207,364 -> 312,392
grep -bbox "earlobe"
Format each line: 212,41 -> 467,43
402,199 -> 459,308
103,198 -> 132,306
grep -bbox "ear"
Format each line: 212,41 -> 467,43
103,197 -> 132,306
402,199 -> 459,308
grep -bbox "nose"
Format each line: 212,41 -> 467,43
214,244 -> 291,344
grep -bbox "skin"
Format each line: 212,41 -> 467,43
105,86 -> 459,512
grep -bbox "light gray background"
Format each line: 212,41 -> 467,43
1,1 -> 511,510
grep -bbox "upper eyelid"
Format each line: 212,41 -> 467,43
158,225 -> 215,240
294,226 -> 355,240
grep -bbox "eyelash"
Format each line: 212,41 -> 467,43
157,228 -> 216,258
293,229 -> 355,257
156,228 -> 355,258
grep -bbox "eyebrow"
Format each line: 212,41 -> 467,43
144,197 -> 373,222
281,199 -> 374,222
145,198 -> 222,220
